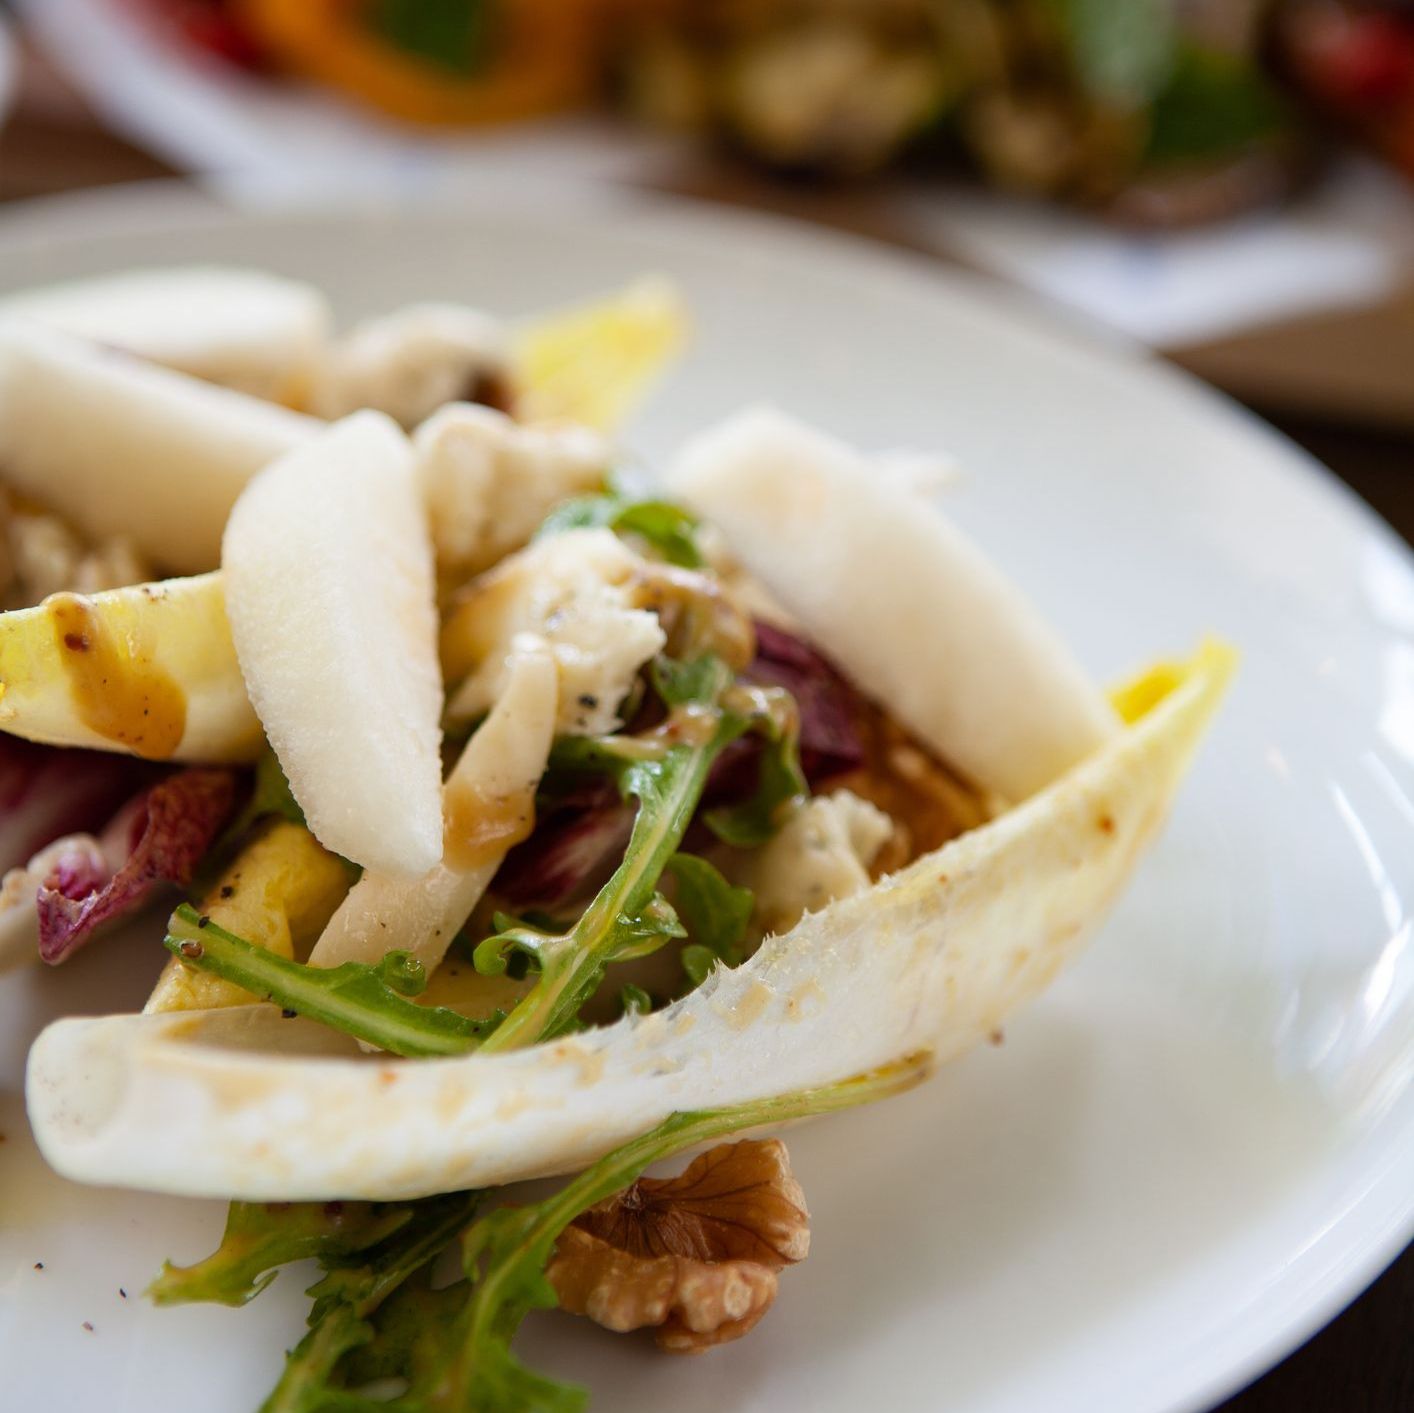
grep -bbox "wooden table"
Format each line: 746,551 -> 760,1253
0,80 -> 1410,1413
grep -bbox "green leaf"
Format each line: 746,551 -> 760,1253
475,655 -> 810,1051
367,0 -> 495,77
681,943 -> 716,989
535,493 -> 620,538
705,689 -> 807,848
618,983 -> 652,1016
1055,0 -> 1176,105
386,1057 -> 932,1410
537,488 -> 705,569
148,1201 -> 412,1308
1144,45 -> 1291,165
163,906 -> 496,1058
154,1063 -> 930,1412
666,853 -> 753,967
474,664 -> 748,1047
651,652 -> 731,708
611,501 -> 704,569
260,1192 -> 480,1413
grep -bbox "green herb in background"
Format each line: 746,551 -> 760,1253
1145,46 -> 1292,165
369,0 -> 495,77
1057,0 -> 1176,106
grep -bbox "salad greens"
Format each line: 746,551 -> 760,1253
665,852 -> 753,984
163,908 -> 498,1058
472,654 -> 774,1051
164,651 -> 797,1056
154,1058 -> 929,1412
150,1199 -> 422,1309
536,486 -> 705,569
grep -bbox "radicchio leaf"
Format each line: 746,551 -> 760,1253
494,774 -> 633,909
704,620 -> 864,810
497,624 -> 866,906
0,735 -> 156,873
37,767 -> 240,965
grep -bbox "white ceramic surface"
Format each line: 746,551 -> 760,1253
0,184 -> 1409,1413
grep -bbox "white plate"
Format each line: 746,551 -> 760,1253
0,183 -> 1410,1413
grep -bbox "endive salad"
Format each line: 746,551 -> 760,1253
0,264 -> 1231,1410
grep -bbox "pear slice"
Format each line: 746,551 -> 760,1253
309,647 -> 557,971
0,572 -> 261,762
665,407 -> 1119,802
222,412 -> 444,877
0,266 -> 332,405
25,641 -> 1233,1201
0,324 -> 319,574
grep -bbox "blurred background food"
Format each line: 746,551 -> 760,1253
69,0 -> 1414,214
3,0 -> 1408,429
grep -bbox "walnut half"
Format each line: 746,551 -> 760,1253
546,1138 -> 809,1354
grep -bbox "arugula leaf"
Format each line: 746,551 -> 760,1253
229,749 -> 305,837
163,906 -> 498,1058
156,1060 -> 930,1411
473,656 -> 750,1049
666,853 -> 752,968
385,1056 -> 933,1411
705,688 -> 807,848
618,982 -> 653,1016
681,943 -> 717,989
149,1200 -> 412,1308
537,489 -> 705,569
262,1193 -> 480,1413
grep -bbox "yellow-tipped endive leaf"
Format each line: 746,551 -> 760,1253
0,573 -> 261,762
0,266 -> 332,405
666,407 -> 1120,802
25,641 -> 1234,1201
223,412 -> 445,877
513,276 -> 688,432
0,324 -> 320,574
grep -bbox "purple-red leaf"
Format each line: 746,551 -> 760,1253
704,621 -> 865,811
495,775 -> 633,909
496,623 -> 867,907
0,736 -> 156,873
37,767 -> 241,965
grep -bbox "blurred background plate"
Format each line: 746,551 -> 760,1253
12,0 -> 1414,418
0,182 -> 1409,1413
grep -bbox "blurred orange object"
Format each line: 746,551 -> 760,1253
232,0 -> 623,125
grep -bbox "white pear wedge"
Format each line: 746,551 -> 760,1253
666,407 -> 1119,802
0,266 -> 332,404
0,324 -> 319,574
25,641 -> 1234,1200
222,412 -> 444,876
310,647 -> 557,971
0,572 -> 260,762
